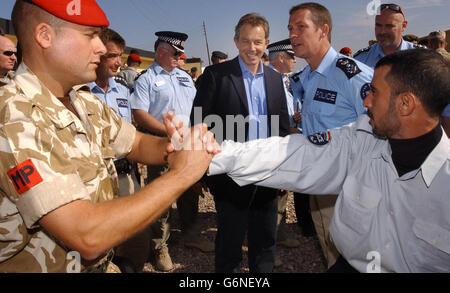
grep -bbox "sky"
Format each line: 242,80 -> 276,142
1,0 -> 449,70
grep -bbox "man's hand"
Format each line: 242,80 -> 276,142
162,111 -> 221,155
293,111 -> 302,124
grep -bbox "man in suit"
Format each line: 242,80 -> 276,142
191,13 -> 290,273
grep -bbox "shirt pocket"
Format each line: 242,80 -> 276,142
411,219 -> 450,272
339,176 -> 382,235
308,96 -> 337,116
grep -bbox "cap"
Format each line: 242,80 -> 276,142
180,54 -> 187,60
25,0 -> 109,27
267,39 -> 294,57
128,53 -> 141,63
428,30 -> 447,42
339,47 -> 352,54
155,31 -> 188,53
211,51 -> 228,60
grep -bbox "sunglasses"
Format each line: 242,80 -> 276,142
160,46 -> 183,57
380,4 -> 404,15
3,51 -> 17,57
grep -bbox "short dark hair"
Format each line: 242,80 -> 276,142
290,2 -> 332,42
99,28 -> 126,48
234,13 -> 270,40
376,49 -> 450,117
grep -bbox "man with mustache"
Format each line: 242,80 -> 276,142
354,3 -> 420,68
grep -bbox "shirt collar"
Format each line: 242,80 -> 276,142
153,61 -> 179,76
315,47 -> 338,77
238,56 -> 264,77
87,77 -> 119,94
375,39 -> 409,58
421,131 -> 450,187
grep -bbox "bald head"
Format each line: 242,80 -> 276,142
0,35 -> 17,76
375,9 -> 407,54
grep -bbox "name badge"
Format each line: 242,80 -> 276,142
155,80 -> 166,87
116,99 -> 128,108
177,76 -> 190,83
314,88 -> 337,105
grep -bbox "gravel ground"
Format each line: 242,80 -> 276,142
143,192 -> 327,273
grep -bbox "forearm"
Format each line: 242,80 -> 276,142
40,169 -> 193,260
127,131 -> 169,166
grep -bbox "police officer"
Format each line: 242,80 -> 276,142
206,48 -> 450,273
0,0 -> 216,273
288,2 -> 373,268
131,31 -> 214,272
0,35 -> 17,87
87,28 -> 147,272
211,50 -> 228,65
354,3 -> 419,68
442,104 -> 450,137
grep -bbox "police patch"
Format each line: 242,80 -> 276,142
7,159 -> 43,195
116,98 -> 129,108
177,76 -> 190,83
360,83 -> 371,100
308,131 -> 331,146
314,88 -> 337,105
336,58 -> 361,79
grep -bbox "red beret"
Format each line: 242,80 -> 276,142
339,47 -> 352,54
27,0 -> 109,27
180,54 -> 187,60
128,53 -> 141,63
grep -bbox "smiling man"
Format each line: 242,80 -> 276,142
191,13 -> 290,273
354,3 -> 420,68
0,35 -> 17,86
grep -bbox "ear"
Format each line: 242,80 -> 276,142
401,20 -> 408,32
34,23 -> 54,49
321,24 -> 330,40
397,92 -> 416,116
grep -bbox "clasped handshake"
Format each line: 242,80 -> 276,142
161,111 -> 221,180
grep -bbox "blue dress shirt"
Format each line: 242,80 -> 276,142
354,40 -> 417,68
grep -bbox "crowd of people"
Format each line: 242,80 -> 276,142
0,0 -> 449,274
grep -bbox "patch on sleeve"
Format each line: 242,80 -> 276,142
308,131 -> 332,146
7,159 -> 43,195
360,83 -> 371,100
336,58 -> 362,79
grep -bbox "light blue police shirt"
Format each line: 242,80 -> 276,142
354,40 -> 417,68
87,77 -> 132,123
238,56 -> 268,141
442,104 -> 450,117
296,47 -> 373,136
130,61 -> 196,127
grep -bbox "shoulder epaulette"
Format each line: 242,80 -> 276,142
291,69 -> 304,83
134,69 -> 148,82
413,44 -> 426,49
353,45 -> 371,58
336,58 -> 362,79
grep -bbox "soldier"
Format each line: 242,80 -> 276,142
131,31 -> 214,272
288,2 -> 373,268
427,30 -> 450,63
0,0 -> 217,273
0,35 -> 17,87
117,51 -> 142,89
211,51 -> 228,65
354,3 -> 420,68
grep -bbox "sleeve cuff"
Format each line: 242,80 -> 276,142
16,174 -> 91,229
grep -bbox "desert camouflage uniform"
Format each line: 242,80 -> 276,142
0,71 -> 14,87
0,63 -> 136,273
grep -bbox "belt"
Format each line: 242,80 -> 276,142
114,158 -> 133,175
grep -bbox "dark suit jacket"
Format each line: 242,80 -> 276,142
190,57 -> 290,199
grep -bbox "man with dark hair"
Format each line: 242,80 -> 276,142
0,35 -> 17,86
211,50 -> 228,64
354,3 -> 420,68
191,13 -> 290,273
203,48 -> 450,273
288,2 -> 373,268
131,30 -> 214,271
0,0 -> 216,273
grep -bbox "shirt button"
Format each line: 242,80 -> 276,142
390,211 -> 395,216
431,240 -> 437,245
385,244 -> 390,250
